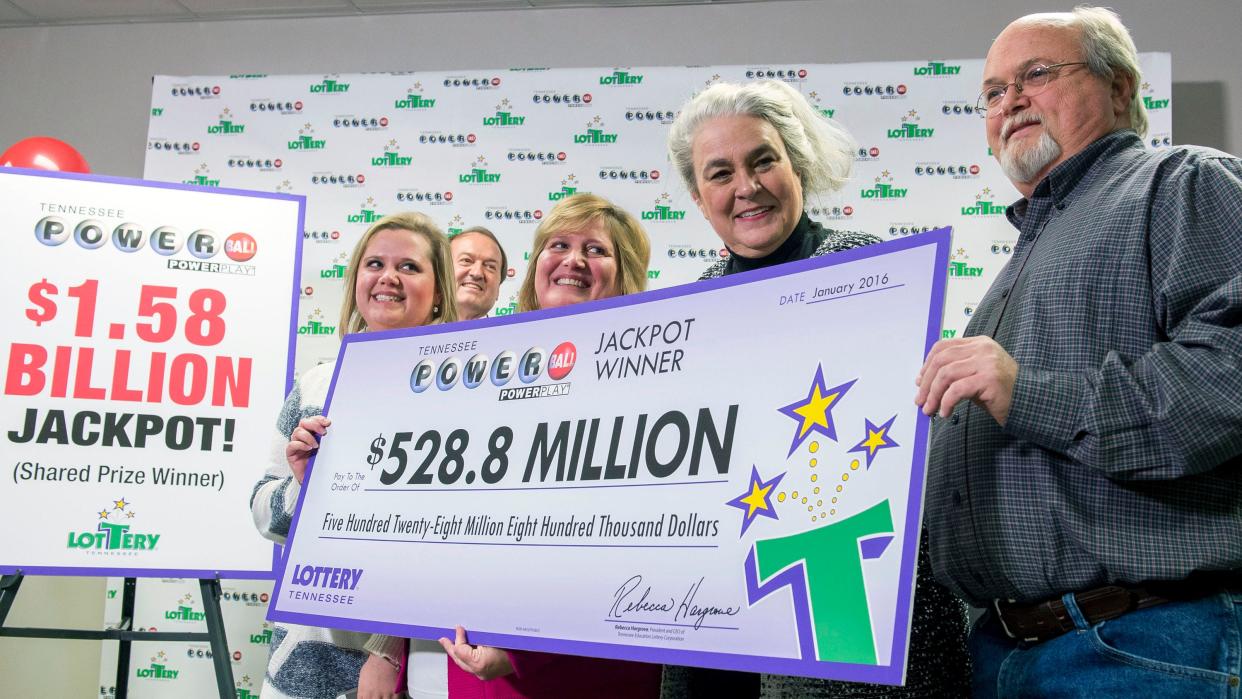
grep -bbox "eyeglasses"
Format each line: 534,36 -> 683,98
975,62 -> 1088,117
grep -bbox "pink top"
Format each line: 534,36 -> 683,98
447,649 -> 661,699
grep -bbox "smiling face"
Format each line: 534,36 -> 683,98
532,221 -> 619,309
451,232 -> 504,320
984,21 -> 1127,195
353,227 -> 440,332
689,114 -> 804,259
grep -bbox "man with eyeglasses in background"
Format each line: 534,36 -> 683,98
915,6 -> 1242,696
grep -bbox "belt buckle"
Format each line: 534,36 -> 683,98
993,599 -> 1040,643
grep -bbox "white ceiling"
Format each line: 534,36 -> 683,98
0,0 -> 767,27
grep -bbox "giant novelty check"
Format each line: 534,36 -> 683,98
270,230 -> 949,685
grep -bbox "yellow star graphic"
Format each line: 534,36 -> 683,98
98,510 -> 110,520
738,481 -> 774,517
861,427 -> 889,455
114,498 -> 128,510
792,386 -> 840,438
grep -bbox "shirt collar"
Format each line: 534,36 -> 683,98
1006,129 -> 1141,225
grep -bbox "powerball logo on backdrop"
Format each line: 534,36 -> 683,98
410,342 -> 577,401
66,497 -> 161,556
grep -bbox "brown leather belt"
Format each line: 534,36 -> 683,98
992,575 -> 1240,644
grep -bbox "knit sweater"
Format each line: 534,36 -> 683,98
250,361 -> 405,698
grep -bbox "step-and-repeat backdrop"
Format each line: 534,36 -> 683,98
99,56 -> 1171,697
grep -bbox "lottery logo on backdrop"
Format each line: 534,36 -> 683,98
206,108 -> 246,135
484,99 -> 526,127
135,651 -> 181,681
459,156 -> 502,184
164,593 -> 206,622
249,623 -> 274,645
395,82 -> 437,109
574,117 -> 618,145
309,76 -> 350,94
641,193 -> 687,221
948,258 -> 985,278
913,61 -> 962,76
860,172 -> 908,199
347,197 -> 385,224
183,165 -> 220,188
886,110 -> 934,140
961,187 -> 1007,217
299,308 -> 336,336
288,124 -> 326,150
807,91 -> 836,119
599,69 -> 644,85
548,174 -> 584,201
1141,82 -> 1170,110
371,140 -> 413,168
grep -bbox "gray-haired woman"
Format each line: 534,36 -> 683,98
662,80 -> 970,698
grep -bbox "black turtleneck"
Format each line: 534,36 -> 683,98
721,212 -> 829,275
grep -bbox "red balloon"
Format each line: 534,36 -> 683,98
1,136 -> 90,173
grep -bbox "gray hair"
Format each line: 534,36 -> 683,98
666,80 -> 855,197
1013,6 -> 1147,137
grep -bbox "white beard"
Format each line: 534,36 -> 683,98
999,127 -> 1062,185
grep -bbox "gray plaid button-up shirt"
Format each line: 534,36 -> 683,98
927,130 -> 1242,606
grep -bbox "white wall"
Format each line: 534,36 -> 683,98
1,1 -> 1238,695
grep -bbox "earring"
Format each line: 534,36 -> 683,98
433,304 -> 440,316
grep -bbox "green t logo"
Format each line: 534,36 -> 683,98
751,499 -> 894,664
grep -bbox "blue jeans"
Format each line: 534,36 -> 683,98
971,588 -> 1242,698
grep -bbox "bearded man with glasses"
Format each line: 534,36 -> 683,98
915,6 -> 1242,697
